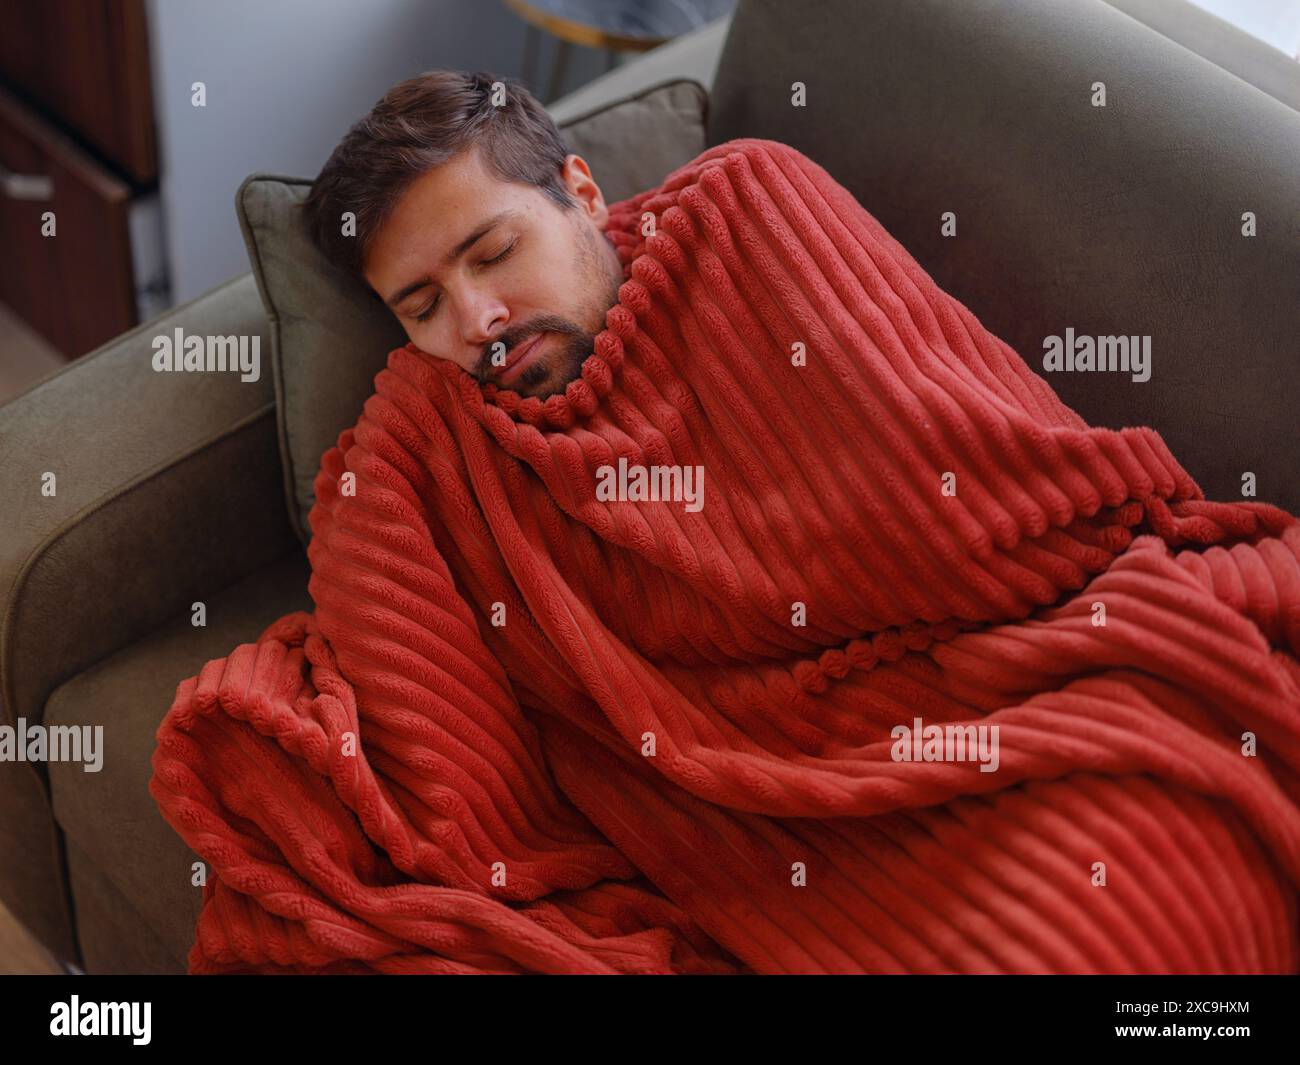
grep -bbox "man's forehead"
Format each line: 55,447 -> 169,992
366,157 -> 532,294
408,145 -> 493,202
383,154 -> 497,248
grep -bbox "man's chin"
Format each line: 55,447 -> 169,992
508,346 -> 588,399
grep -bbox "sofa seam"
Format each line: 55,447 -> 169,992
1101,0 -> 1300,117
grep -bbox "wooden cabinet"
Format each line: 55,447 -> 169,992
0,0 -> 156,184
0,0 -> 164,359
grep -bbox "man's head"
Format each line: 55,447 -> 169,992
304,71 -> 625,399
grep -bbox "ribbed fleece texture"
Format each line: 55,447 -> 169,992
150,139 -> 1300,974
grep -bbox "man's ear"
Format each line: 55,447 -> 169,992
559,153 -> 609,227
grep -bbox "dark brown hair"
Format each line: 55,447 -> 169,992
303,70 -> 575,289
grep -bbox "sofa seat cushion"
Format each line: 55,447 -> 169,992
45,548 -> 312,966
65,836 -> 184,974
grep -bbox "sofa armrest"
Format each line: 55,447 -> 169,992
0,271 -> 301,735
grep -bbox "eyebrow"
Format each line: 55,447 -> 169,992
384,208 -> 520,311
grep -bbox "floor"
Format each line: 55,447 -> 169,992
1,301 -> 73,974
0,300 -> 66,406
0,899 -> 63,975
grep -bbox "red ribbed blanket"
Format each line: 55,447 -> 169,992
150,138 -> 1300,974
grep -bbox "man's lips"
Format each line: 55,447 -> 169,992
496,333 -> 545,386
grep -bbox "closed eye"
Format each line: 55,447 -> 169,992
413,238 -> 519,323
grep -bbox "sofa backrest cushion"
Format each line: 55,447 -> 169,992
706,0 -> 1300,512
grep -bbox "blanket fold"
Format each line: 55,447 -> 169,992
151,137 -> 1300,973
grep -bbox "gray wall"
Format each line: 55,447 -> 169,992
145,0 -> 613,305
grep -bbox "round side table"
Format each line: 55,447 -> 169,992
503,0 -> 734,102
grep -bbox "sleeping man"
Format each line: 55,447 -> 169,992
150,70 -> 1300,974
305,70 -> 625,402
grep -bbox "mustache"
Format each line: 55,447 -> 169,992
476,314 -> 589,382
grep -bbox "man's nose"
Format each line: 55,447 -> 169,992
457,285 -> 509,354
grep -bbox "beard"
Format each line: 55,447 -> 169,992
474,221 -> 624,399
